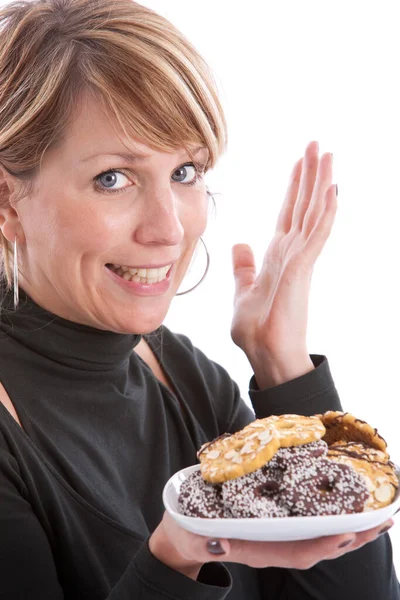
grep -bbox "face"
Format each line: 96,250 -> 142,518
5,91 -> 209,333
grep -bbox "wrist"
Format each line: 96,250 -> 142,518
149,521 -> 204,581
250,353 -> 315,389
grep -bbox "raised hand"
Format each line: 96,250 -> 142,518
230,141 -> 338,388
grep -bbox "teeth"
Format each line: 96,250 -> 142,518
146,268 -> 159,279
109,263 -> 171,284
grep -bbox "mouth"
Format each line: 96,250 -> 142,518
106,263 -> 172,285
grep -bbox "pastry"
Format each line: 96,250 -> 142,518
197,421 -> 280,484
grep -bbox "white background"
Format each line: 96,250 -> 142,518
2,0 -> 399,579
141,0 -> 400,573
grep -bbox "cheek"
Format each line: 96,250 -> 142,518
181,194 -> 209,239
24,196 -> 119,258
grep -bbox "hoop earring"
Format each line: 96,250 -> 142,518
175,237 -> 210,296
13,234 -> 19,310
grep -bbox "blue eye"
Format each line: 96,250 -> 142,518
95,170 -> 129,193
171,164 -> 197,185
93,162 -> 205,195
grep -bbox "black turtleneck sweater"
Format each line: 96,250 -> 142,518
0,285 -> 399,600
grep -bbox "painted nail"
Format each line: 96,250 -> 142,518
338,539 -> 353,549
207,539 -> 225,555
379,525 -> 393,535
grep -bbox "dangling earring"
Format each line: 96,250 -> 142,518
175,237 -> 210,296
13,234 -> 19,310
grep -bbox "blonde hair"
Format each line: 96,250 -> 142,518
0,0 -> 227,289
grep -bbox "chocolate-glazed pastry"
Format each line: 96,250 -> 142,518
221,466 -> 289,518
278,458 -> 369,516
178,469 -> 232,518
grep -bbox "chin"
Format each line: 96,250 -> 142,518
111,308 -> 169,335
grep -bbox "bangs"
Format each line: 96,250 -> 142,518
80,32 -> 226,171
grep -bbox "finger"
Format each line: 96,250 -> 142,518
160,512 -> 231,563
343,519 -> 395,553
302,152 -> 333,238
275,157 -> 303,234
232,243 -> 256,299
227,532 -> 356,569
291,141 -> 320,231
302,183 -> 338,267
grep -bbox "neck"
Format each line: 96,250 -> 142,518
0,280 -> 142,371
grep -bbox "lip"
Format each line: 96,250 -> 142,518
105,263 -> 173,296
106,261 -> 176,269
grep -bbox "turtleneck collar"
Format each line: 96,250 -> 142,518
0,282 -> 141,371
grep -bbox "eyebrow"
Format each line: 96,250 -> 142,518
80,145 -> 208,163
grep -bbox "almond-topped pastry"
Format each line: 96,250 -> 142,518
328,441 -> 390,465
198,421 -> 280,483
327,441 -> 398,510
198,414 -> 326,484
262,414 -> 326,448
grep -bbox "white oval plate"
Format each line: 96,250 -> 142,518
163,464 -> 400,542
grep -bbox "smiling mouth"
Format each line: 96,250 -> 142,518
106,263 -> 172,284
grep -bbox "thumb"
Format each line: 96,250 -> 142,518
232,243 -> 256,297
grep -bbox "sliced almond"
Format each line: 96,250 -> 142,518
374,483 -> 394,503
240,442 -> 255,455
224,449 -> 238,460
362,475 -> 376,493
206,450 -> 220,459
258,430 -> 272,441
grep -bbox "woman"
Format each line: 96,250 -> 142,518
0,0 -> 398,598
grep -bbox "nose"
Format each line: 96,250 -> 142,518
134,187 -> 184,247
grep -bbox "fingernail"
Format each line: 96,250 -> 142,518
338,538 -> 353,548
207,539 -> 226,555
379,524 -> 393,535
336,184 -> 338,197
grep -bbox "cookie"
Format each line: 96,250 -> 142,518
263,414 -> 326,448
177,469 -> 232,518
328,441 -> 390,465
221,466 -> 290,518
198,420 -> 280,483
327,442 -> 398,510
316,411 -> 389,457
278,458 -> 370,516
267,439 -> 328,471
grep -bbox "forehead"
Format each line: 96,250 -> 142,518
50,90 -> 207,166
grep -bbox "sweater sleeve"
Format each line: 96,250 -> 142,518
223,354 -> 341,434
0,451 -> 233,600
248,354 -> 342,417
235,353 -> 400,600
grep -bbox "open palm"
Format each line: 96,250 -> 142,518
231,141 -> 338,371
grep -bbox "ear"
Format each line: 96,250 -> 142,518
0,166 -> 24,243
0,207 -> 22,241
